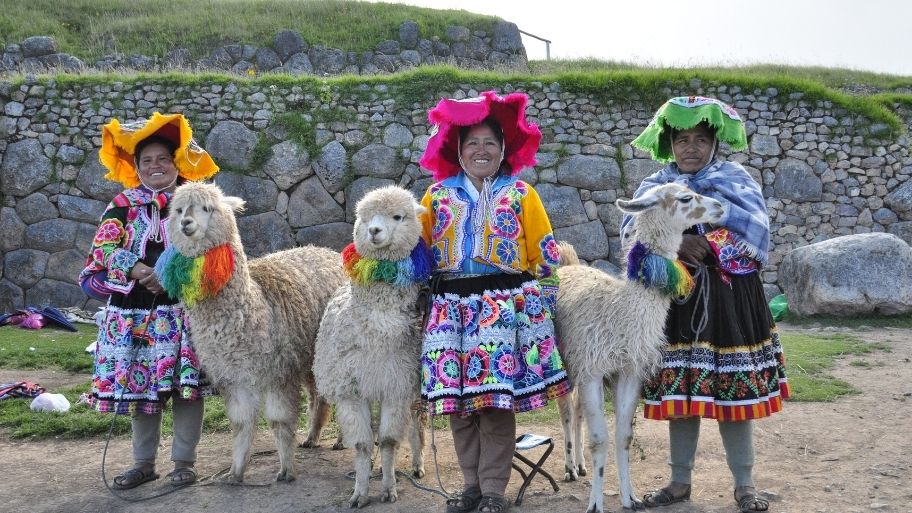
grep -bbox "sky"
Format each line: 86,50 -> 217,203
374,0 -> 912,76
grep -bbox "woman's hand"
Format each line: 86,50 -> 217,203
677,234 -> 712,265
130,262 -> 165,295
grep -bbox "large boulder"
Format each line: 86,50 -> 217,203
536,183 -> 587,229
236,211 -> 293,258
779,233 -> 912,315
206,121 -> 258,171
773,158 -> 822,202
213,173 -> 278,215
557,155 -> 621,190
1,139 -> 53,196
262,140 -> 312,190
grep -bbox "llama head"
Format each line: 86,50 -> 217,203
167,181 -> 245,257
353,186 -> 426,261
617,183 -> 724,255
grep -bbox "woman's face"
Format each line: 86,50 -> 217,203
460,123 -> 502,181
136,142 -> 179,191
672,124 -> 715,174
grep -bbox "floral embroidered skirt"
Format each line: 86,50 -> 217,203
643,270 -> 790,422
421,272 -> 571,416
89,299 -> 213,415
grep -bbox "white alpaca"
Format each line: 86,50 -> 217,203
554,183 -> 724,512
160,181 -> 346,482
314,186 -> 429,508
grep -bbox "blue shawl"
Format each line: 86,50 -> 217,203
620,159 -> 770,266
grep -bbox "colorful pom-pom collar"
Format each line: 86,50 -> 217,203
626,241 -> 695,298
342,239 -> 433,287
155,244 -> 235,307
631,96 -> 747,164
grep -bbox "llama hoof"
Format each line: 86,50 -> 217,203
332,441 -> 345,450
349,493 -> 370,508
221,472 -> 244,484
577,465 -> 588,477
564,467 -> 579,482
412,466 -> 425,479
275,469 -> 296,482
299,439 -> 319,449
585,505 -> 602,513
381,488 -> 398,503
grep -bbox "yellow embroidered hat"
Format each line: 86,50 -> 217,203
99,112 -> 219,188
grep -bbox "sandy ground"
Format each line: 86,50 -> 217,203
0,324 -> 909,513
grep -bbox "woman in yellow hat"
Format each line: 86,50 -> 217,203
78,112 -> 219,489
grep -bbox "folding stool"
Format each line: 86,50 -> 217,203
512,433 -> 560,506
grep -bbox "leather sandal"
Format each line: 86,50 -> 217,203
167,467 -> 197,486
642,483 -> 691,507
445,489 -> 483,513
478,494 -> 510,513
112,467 -> 159,490
735,488 -> 769,512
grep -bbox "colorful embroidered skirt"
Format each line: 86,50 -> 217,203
421,273 -> 571,416
643,270 -> 789,422
89,300 -> 213,415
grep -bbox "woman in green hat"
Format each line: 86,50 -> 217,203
623,97 -> 789,513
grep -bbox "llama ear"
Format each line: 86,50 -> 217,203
616,194 -> 657,214
414,203 -> 427,216
223,196 -> 246,213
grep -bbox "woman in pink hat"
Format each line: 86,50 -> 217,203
419,91 -> 571,513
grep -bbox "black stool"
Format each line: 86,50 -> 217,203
512,433 -> 559,506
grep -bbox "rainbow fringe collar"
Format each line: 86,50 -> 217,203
626,241 -> 695,298
155,244 -> 235,307
342,239 -> 433,287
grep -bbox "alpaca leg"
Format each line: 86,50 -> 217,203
301,382 -> 332,448
337,400 -> 373,508
265,385 -> 300,482
612,373 -> 644,510
407,401 -> 427,478
558,392 -> 580,481
573,388 -> 588,477
225,386 -> 260,482
580,378 -> 608,513
378,401 -> 408,502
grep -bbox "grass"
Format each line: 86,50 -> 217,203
783,313 -> 912,329
780,332 -> 889,402
0,324 -> 97,373
0,325 -> 894,438
0,0 -> 499,61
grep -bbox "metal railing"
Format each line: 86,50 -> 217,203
518,29 -> 551,60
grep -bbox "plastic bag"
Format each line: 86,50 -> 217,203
30,392 -> 71,413
768,294 -> 788,322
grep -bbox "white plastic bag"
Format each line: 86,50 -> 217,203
30,392 -> 71,413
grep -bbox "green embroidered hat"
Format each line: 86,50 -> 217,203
631,96 -> 748,163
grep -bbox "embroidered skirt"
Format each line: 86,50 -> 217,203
643,270 -> 789,422
421,273 -> 571,416
89,297 -> 213,415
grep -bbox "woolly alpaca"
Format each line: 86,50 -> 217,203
159,181 -> 346,482
314,185 -> 431,508
554,183 -> 724,512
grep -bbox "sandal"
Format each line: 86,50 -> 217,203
167,467 -> 197,486
445,489 -> 483,513
735,488 -> 769,512
478,494 -> 510,513
112,467 -> 159,490
642,483 -> 691,508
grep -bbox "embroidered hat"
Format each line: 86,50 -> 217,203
99,112 -> 219,188
631,96 -> 748,163
420,90 -> 542,181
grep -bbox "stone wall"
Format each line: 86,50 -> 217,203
1,21 -> 528,76
1,77 -> 910,311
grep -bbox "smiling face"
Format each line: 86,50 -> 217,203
671,123 -> 716,174
459,122 -> 503,187
136,141 -> 179,192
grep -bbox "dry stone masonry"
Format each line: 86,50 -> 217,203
1,77 -> 910,313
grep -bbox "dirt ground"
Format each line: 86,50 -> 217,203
1,324 -> 909,513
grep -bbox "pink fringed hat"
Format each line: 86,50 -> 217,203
420,90 -> 542,181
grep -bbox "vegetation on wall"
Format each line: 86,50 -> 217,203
0,0 -> 499,61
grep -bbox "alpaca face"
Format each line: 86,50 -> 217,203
617,183 -> 724,231
353,186 -> 426,260
168,182 -> 245,255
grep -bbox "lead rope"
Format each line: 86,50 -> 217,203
673,264 -> 710,343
